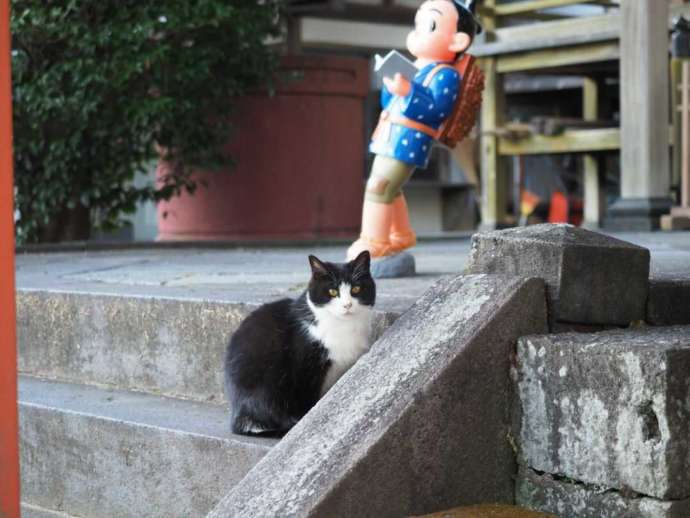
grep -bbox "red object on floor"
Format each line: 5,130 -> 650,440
0,1 -> 21,516
548,191 -> 569,223
157,55 -> 370,241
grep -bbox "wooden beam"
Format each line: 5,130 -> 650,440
496,41 -> 619,73
302,3 -> 416,25
491,0 -> 616,17
498,128 -> 620,155
473,4 -> 690,59
473,12 -> 619,57
300,17 -> 408,51
0,0 -> 20,516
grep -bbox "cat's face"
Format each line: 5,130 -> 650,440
307,251 -> 375,319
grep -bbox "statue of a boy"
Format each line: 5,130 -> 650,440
347,0 -> 482,260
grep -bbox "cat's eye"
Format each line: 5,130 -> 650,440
328,288 -> 338,297
351,286 -> 361,294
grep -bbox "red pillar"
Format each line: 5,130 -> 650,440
0,0 -> 20,516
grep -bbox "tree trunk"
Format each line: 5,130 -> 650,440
37,204 -> 91,242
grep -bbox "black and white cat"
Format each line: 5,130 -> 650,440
224,251 -> 375,436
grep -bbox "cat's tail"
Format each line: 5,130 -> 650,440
229,392 -> 299,437
231,414 -> 286,437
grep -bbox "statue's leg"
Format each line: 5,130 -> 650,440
347,155 -> 414,260
389,193 -> 416,253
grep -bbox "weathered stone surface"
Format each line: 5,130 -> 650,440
16,291 -> 397,402
517,327 -> 690,500
517,467 -> 690,518
209,274 -> 548,518
413,503 -> 556,517
465,224 -> 650,325
21,503 -> 74,518
370,251 -> 416,278
19,376 -> 275,518
549,322 -> 620,334
647,278 -> 690,325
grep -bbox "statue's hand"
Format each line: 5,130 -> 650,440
383,73 -> 411,97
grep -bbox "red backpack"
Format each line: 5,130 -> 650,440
424,54 -> 485,148
374,54 -> 485,149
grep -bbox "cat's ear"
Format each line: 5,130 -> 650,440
308,255 -> 329,276
351,250 -> 371,273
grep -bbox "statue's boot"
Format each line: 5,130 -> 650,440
347,200 -> 394,260
389,194 -> 416,253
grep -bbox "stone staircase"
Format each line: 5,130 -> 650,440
16,226 -> 690,517
16,290 -> 395,517
16,291 -> 275,517
20,377 -> 272,518
465,225 -> 690,517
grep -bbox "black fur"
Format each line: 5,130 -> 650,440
224,251 -> 375,436
452,0 -> 482,37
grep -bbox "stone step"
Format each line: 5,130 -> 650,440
21,503 -> 76,518
516,326 -> 690,504
19,375 -> 276,518
17,290 -> 397,402
413,503 -> 556,517
517,467 -> 690,518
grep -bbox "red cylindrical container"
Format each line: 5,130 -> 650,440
157,55 -> 370,241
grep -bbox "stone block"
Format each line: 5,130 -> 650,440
465,224 -> 650,326
19,376 -> 274,518
209,274 -> 548,518
647,278 -> 690,325
413,503 -> 556,517
371,251 -> 416,278
517,327 -> 690,500
16,291 -> 397,402
517,467 -> 690,518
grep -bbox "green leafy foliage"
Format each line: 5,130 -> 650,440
11,0 -> 283,242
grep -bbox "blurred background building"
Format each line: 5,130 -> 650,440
122,0 -> 690,242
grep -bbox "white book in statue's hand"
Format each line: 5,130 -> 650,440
374,50 -> 418,82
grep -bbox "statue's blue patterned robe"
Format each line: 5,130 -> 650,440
369,61 -> 461,169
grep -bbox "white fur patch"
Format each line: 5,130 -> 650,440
307,282 -> 373,396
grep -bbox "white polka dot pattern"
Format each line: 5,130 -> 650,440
370,62 -> 461,168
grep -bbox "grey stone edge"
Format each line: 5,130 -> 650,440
16,290 -> 398,403
517,467 -> 690,518
208,273 -> 549,518
19,376 -> 274,518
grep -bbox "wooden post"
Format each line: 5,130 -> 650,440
671,57 -> 683,190
0,0 -> 21,517
662,58 -> 690,229
479,0 -> 508,229
582,77 -> 602,227
286,16 -> 302,55
607,0 -> 672,230
681,61 -> 690,209
479,56 -> 508,229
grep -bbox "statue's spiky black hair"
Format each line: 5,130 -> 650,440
451,0 -> 482,38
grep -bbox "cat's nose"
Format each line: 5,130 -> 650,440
343,301 -> 353,309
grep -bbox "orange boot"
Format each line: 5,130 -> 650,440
389,194 -> 417,253
347,200 -> 395,260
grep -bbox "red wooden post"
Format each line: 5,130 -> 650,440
0,0 -> 20,516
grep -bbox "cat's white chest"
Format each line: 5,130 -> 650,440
306,307 -> 372,396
